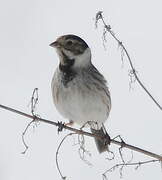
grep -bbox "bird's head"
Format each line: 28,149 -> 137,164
50,35 -> 91,69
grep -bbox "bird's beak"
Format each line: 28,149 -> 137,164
49,41 -> 59,48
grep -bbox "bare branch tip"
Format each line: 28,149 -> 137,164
96,11 -> 103,20
95,11 -> 103,28
62,177 -> 66,180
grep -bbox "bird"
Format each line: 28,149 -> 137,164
50,34 -> 111,153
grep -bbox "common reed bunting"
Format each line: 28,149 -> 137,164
50,35 -> 111,153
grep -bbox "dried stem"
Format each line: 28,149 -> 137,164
56,133 -> 76,179
103,159 -> 159,179
0,103 -> 162,161
95,11 -> 162,111
30,88 -> 39,116
21,88 -> 40,153
78,134 -> 92,166
21,119 -> 35,154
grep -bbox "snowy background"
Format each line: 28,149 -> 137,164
0,0 -> 162,179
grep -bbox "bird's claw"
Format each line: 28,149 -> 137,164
103,133 -> 111,146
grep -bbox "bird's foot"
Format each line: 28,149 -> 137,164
64,120 -> 74,127
103,132 -> 111,146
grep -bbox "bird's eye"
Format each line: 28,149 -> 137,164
66,40 -> 73,46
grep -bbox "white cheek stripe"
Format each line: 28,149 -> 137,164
57,47 -> 92,68
73,48 -> 91,68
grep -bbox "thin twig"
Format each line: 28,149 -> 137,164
78,134 -> 92,166
21,119 -> 35,154
56,133 -> 76,179
95,11 -> 162,111
103,159 -> 159,179
21,88 -> 40,153
30,88 -> 39,116
0,103 -> 162,161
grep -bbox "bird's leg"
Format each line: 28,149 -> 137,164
102,124 -> 111,145
57,120 -> 74,134
80,121 -> 94,130
64,120 -> 74,126
103,132 -> 111,145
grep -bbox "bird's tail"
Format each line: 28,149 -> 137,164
90,127 -> 110,153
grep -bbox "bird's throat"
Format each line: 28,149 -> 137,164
59,56 -> 76,86
59,51 -> 75,70
59,59 -> 75,72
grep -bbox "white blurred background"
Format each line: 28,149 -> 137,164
0,0 -> 162,179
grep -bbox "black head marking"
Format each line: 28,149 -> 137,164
59,63 -> 76,87
65,35 -> 89,49
59,51 -> 76,86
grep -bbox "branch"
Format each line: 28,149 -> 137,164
103,159 -> 159,179
95,11 -> 162,111
56,133 -> 76,180
0,103 -> 162,161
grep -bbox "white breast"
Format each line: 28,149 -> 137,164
52,68 -> 110,128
